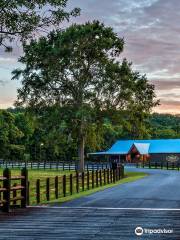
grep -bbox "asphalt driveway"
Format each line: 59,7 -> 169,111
1,167 -> 180,240
61,166 -> 180,209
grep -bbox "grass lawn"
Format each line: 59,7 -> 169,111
0,168 -> 74,180
0,168 -> 148,205
0,168 -> 75,205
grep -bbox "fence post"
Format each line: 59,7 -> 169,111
167,162 -> 169,170
38,161 -> 40,169
110,169 -> 112,183
70,174 -> 73,195
103,169 -> 106,185
46,178 -> 50,201
92,171 -> 94,189
44,161 -> 46,170
113,169 -> 116,183
118,167 -> 120,180
149,161 -> 151,169
87,171 -> 90,190
63,162 -> 65,171
96,170 -> 98,187
50,161 -> 52,170
57,160 -> 59,170
107,169 -> 110,184
92,163 -> 94,171
100,170 -> 102,186
2,168 -> 11,212
36,179 -> 40,204
82,172 -> 84,191
21,168 -> 28,208
76,172 -> 79,193
13,183 -> 17,206
121,165 -> 124,178
178,163 -> 180,171
63,175 -> 66,197
27,181 -> 30,205
161,161 -> 163,169
116,168 -> 119,181
155,162 -> 157,169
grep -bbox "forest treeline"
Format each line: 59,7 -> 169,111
0,108 -> 179,161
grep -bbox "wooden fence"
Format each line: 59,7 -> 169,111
0,168 -> 28,212
137,161 -> 180,170
0,160 -> 111,171
0,165 -> 124,210
29,166 -> 124,205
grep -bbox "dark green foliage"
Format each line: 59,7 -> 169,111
12,21 -> 157,169
0,110 -> 25,159
0,0 -> 80,51
1,108 -> 179,162
150,113 -> 180,139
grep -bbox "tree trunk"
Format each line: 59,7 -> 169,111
78,135 -> 85,172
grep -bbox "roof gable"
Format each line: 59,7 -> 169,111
133,143 -> 150,154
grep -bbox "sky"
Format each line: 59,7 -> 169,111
0,0 -> 180,114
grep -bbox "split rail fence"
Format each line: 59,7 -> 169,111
0,168 -> 28,212
0,166 -> 124,211
0,160 -> 111,171
137,161 -> 180,170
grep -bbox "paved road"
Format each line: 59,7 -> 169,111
61,167 -> 180,209
1,167 -> 180,240
0,207 -> 179,240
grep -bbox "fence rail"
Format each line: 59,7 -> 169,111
0,165 -> 125,211
137,161 -> 180,171
29,165 -> 124,205
0,168 -> 28,212
0,160 -> 111,171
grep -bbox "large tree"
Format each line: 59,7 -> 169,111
13,21 -> 157,171
0,0 -> 80,51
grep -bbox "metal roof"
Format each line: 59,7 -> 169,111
91,139 -> 180,155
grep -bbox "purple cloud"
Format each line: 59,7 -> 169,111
0,0 -> 180,113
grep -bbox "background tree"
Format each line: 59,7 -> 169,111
13,21 -> 157,170
150,113 -> 180,139
0,110 -> 25,160
0,0 -> 80,51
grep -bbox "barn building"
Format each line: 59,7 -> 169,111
91,139 -> 180,163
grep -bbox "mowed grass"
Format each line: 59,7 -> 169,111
0,168 -> 74,180
0,168 -> 75,205
0,168 -> 148,205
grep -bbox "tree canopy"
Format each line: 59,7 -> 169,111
13,21 -> 157,170
0,0 -> 80,51
1,109 -> 179,162
0,110 -> 30,160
